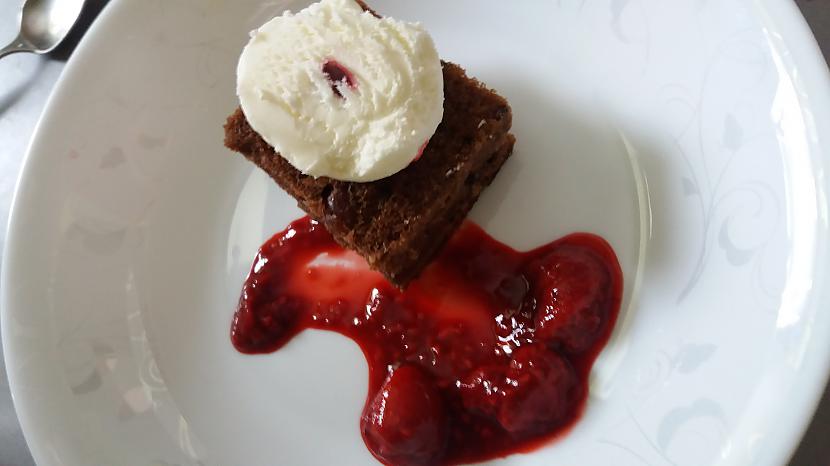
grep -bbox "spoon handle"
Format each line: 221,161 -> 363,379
0,36 -> 32,59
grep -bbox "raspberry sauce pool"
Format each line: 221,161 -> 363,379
231,217 -> 622,465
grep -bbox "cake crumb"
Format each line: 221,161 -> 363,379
445,161 -> 465,177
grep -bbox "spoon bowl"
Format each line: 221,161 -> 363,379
1,0 -> 86,58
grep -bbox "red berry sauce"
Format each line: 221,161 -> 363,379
232,217 -> 623,465
322,59 -> 357,98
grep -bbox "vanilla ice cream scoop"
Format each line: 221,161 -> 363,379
236,0 -> 445,182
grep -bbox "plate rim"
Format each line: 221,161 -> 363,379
1,0 -> 127,463
3,0 -> 830,465
744,2 -> 830,465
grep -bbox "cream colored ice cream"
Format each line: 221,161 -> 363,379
236,0 -> 444,182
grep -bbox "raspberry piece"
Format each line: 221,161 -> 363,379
531,246 -> 610,354
459,345 -> 576,435
362,365 -> 448,465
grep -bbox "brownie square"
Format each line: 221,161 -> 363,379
225,47 -> 514,288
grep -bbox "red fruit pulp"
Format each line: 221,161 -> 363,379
322,59 -> 357,98
232,216 -> 623,465
362,365 -> 449,466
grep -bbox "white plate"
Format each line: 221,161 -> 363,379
4,0 -> 830,465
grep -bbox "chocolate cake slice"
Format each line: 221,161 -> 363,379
225,61 -> 514,287
226,0 -> 514,287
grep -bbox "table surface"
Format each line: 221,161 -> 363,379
1,1 -> 829,465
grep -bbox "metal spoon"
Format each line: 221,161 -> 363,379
0,0 -> 86,59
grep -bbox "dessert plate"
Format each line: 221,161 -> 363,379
4,0 -> 830,465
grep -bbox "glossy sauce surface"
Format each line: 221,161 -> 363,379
232,217 -> 622,465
